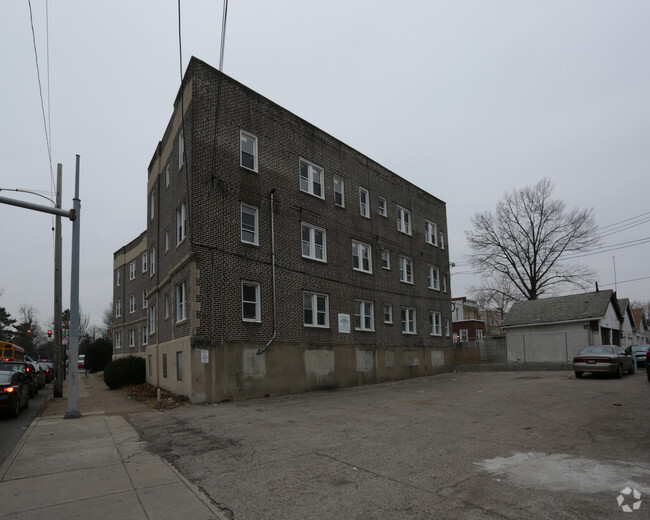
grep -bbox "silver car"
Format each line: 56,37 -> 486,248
573,345 -> 635,378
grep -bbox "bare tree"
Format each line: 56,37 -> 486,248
466,178 -> 599,301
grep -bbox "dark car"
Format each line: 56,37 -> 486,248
573,345 -> 635,379
38,360 -> 54,383
630,345 -> 649,369
0,370 -> 30,417
0,361 -> 38,397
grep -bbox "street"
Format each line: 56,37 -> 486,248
124,369 -> 650,519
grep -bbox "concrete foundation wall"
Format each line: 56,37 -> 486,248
146,341 -> 453,403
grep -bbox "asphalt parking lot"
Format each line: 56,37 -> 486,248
127,370 -> 650,519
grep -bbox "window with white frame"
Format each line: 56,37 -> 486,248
301,223 -> 327,262
439,232 -> 445,250
176,282 -> 187,322
142,325 -> 148,345
164,293 -> 169,319
115,331 -> 122,349
149,304 -> 156,333
383,304 -> 393,324
176,203 -> 186,244
359,187 -> 370,218
165,230 -> 169,252
445,319 -> 450,337
143,289 -> 148,308
334,176 -> 344,207
115,299 -> 122,317
428,266 -> 440,290
460,329 -> 469,342
129,295 -> 136,314
150,192 -> 155,222
399,256 -> 413,284
442,275 -> 447,293
241,204 -> 259,246
242,281 -> 261,322
116,269 -> 121,287
165,164 -> 170,188
354,300 -> 375,331
299,159 -> 324,199
352,241 -> 372,273
381,250 -> 390,270
129,261 -> 136,280
303,292 -> 329,328
477,329 -> 484,341
401,307 -> 417,334
429,311 -> 442,336
178,129 -> 185,169
150,247 -> 155,276
128,329 -> 136,347
240,130 -> 258,172
425,220 -> 438,245
142,252 -> 148,273
397,206 -> 412,235
378,197 -> 387,217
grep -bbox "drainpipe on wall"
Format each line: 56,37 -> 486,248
258,189 -> 277,355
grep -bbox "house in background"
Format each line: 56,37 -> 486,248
502,289 -> 623,363
112,57 -> 453,403
451,297 -> 485,344
632,308 -> 649,344
617,298 -> 637,348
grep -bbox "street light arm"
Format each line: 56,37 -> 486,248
0,187 -> 56,206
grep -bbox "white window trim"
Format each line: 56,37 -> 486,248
399,256 -> 414,284
425,220 -> 438,246
334,176 -> 345,208
115,331 -> 122,349
165,164 -> 170,188
359,187 -> 370,218
128,329 -> 136,348
354,300 -> 375,331
177,203 -> 187,245
142,325 -> 148,345
428,266 -> 440,291
299,158 -> 324,199
129,261 -> 136,281
149,304 -> 156,334
142,252 -> 148,273
401,307 -> 417,335
164,293 -> 169,319
384,304 -> 393,324
378,196 -> 387,217
303,291 -> 329,328
397,206 -> 412,235
115,299 -> 122,318
116,269 -> 121,287
176,282 -> 187,323
150,192 -> 155,222
240,130 -> 259,172
381,250 -> 391,270
439,232 -> 445,250
178,129 -> 185,169
301,223 -> 327,262
149,247 -> 156,277
430,311 -> 442,336
242,281 -> 261,322
129,295 -> 136,314
460,329 -> 469,342
241,203 -> 259,246
143,290 -> 148,309
352,240 -> 373,274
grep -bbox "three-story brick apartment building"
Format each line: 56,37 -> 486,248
113,57 -> 453,402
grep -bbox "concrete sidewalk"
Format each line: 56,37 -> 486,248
0,373 -> 226,520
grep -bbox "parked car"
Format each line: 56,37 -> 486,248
78,355 -> 85,369
630,345 -> 649,368
0,361 -> 38,397
38,359 -> 54,383
573,345 -> 635,378
0,370 -> 30,417
31,362 -> 46,390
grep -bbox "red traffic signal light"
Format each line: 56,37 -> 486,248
48,330 -> 52,338
27,329 -> 32,336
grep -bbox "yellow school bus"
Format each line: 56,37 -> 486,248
0,341 -> 26,361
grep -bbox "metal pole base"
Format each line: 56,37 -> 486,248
63,410 -> 82,419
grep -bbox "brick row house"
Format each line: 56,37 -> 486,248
113,57 -> 453,402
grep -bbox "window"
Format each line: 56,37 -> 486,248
116,269 -> 121,287
442,275 -> 447,293
354,300 -> 374,331
129,295 -> 136,314
429,311 -> 442,336
359,187 -> 370,218
439,232 -> 445,250
176,351 -> 183,381
301,223 -> 327,262
128,329 -> 136,347
445,320 -> 450,337
241,204 -> 259,245
143,289 -> 148,308
165,230 -> 169,252
334,176 -> 345,207
150,192 -> 155,222
129,261 -> 136,280
397,206 -> 412,235
115,299 -> 122,317
150,247 -> 155,276
401,308 -> 417,334
164,293 -> 169,319
142,252 -> 148,273
242,281 -> 261,322
115,331 -> 122,349
176,282 -> 187,322
381,250 -> 390,270
352,241 -> 372,274
303,292 -> 329,328
384,304 -> 393,324
165,164 -> 170,188
428,266 -> 440,290
177,203 -> 187,244
240,130 -> 258,171
178,129 -> 185,169
425,220 -> 438,245
460,329 -> 468,342
162,353 -> 167,378
299,159 -> 324,199
477,329 -> 484,341
142,325 -> 148,345
378,197 -> 387,217
149,304 -> 156,334
399,256 -> 413,284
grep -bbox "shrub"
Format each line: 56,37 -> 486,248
85,338 -> 114,373
103,355 -> 146,390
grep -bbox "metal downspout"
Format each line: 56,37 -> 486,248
258,189 -> 277,355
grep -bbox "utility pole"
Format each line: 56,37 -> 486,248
54,163 -> 63,397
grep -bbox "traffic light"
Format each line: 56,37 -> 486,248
27,329 -> 32,336
48,330 -> 52,338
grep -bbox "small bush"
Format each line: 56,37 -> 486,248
85,338 -> 114,373
103,356 -> 146,390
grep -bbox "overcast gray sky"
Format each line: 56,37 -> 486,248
1,0 -> 649,329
